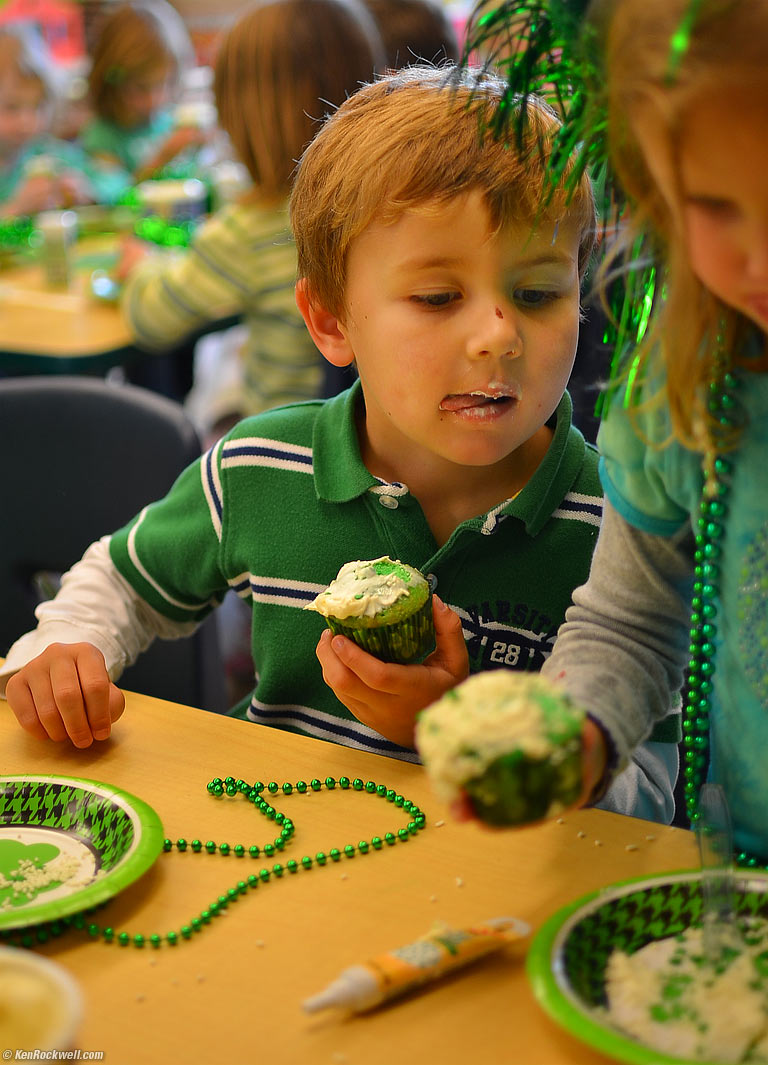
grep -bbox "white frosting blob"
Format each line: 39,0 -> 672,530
306,557 -> 423,619
604,921 -> 768,1062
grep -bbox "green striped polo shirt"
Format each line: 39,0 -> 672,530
109,382 -> 603,760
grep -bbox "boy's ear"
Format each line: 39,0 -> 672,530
295,279 -> 355,367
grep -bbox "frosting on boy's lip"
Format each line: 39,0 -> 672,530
439,386 -> 520,413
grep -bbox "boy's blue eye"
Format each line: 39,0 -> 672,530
514,289 -> 558,307
412,292 -> 459,308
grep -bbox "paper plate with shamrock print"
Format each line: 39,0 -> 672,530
0,775 -> 164,929
526,869 -> 768,1065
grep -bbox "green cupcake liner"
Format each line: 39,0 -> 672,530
463,738 -> 582,826
325,594 -> 435,664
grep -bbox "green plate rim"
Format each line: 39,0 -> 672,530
526,868 -> 768,1065
0,774 -> 164,930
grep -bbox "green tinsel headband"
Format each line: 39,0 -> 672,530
465,1 -> 605,209
465,0 -> 704,217
463,0 -> 705,414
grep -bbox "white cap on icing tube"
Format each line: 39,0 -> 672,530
302,964 -> 380,1013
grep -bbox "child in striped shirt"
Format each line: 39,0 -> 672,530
117,0 -> 385,433
0,66 -> 678,823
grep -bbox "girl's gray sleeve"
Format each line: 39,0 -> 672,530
541,499 -> 694,820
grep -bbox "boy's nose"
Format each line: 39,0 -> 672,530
467,302 -> 522,360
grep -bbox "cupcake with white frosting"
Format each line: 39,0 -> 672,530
306,556 -> 435,664
416,672 -> 584,825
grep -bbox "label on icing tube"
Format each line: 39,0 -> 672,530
302,916 -> 530,1014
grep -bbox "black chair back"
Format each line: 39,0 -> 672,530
0,376 -> 226,713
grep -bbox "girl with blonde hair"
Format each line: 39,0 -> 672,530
454,0 -> 768,856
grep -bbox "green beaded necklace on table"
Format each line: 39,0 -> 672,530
0,774 -> 426,951
681,347 -> 767,868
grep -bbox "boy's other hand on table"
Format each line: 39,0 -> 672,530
315,596 -> 469,749
6,642 -> 125,748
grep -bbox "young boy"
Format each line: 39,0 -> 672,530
0,66 -> 676,821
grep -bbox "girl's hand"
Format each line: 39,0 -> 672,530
580,715 -> 609,805
5,643 -> 125,748
450,717 -> 609,824
315,596 -> 469,748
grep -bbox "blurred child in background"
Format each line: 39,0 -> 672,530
81,0 -> 200,192
362,0 -> 459,68
0,26 -> 94,217
119,0 -> 385,438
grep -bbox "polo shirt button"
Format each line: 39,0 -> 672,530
379,495 -> 399,509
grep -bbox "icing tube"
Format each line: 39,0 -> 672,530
302,915 -> 530,1014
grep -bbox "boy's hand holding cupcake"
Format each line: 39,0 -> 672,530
308,557 -> 469,749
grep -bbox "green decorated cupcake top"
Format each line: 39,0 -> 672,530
416,672 -> 584,804
306,557 -> 427,620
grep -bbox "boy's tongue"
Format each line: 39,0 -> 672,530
440,392 -> 512,412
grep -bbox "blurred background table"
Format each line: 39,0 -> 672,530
0,232 -> 135,374
0,684 -> 699,1065
0,219 -> 241,400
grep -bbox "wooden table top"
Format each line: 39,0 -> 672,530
0,236 -> 133,367
0,688 -> 699,1065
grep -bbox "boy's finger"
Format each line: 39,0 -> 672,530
5,676 -> 50,741
77,649 -> 116,740
317,632 -> 373,700
108,685 -> 126,723
25,671 -> 70,743
48,657 -> 94,748
429,597 -> 469,679
330,635 -> 408,694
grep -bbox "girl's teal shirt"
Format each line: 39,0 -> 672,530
598,341 -> 768,857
